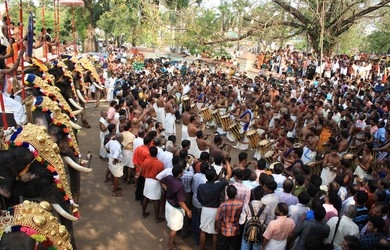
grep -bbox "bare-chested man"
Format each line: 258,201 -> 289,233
301,127 -> 319,165
187,115 -> 200,157
354,142 -> 374,180
181,106 -> 191,141
209,134 -> 229,160
196,130 -> 210,158
321,145 -> 341,186
164,95 -> 176,137
155,93 -> 166,127
131,108 -> 149,136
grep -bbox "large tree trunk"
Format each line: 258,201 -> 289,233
83,24 -> 97,52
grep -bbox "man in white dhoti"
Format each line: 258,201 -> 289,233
161,165 -> 192,250
321,146 -> 341,186
187,115 -> 200,157
141,146 -> 165,223
165,96 -> 176,136
198,159 -> 233,250
121,122 -> 135,184
105,133 -> 124,197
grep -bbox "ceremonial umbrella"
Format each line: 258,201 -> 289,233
59,0 -> 85,54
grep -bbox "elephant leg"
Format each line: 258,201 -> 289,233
59,211 -> 78,250
94,89 -> 101,108
68,166 -> 81,204
80,102 -> 91,128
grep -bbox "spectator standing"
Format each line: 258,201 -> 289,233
239,186 -> 271,250
160,165 -> 192,250
262,203 -> 295,250
198,159 -> 232,250
141,146 -> 164,223
324,205 -> 360,250
291,206 -> 330,250
214,185 -> 244,250
105,133 -> 124,197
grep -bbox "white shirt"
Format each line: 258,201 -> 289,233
288,203 -> 310,225
324,215 -> 359,249
133,137 -> 144,151
192,173 -> 207,209
158,150 -> 173,169
1,93 -> 26,126
261,193 -> 280,221
271,174 -> 286,192
105,139 -> 123,161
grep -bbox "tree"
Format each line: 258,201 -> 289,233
269,0 -> 390,55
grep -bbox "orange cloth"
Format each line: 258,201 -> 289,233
141,157 -> 164,179
317,127 -> 332,153
132,145 -> 150,174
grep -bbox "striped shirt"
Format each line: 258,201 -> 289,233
215,199 -> 244,237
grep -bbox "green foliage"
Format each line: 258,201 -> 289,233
364,31 -> 390,53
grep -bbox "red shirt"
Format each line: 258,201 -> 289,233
133,145 -> 150,174
141,157 -> 164,179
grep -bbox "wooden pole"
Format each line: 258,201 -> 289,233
56,0 -> 60,55
41,0 -> 47,60
20,0 -> 25,100
72,7 -> 77,55
0,92 -> 8,129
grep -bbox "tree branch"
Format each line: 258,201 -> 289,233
271,0 -> 311,25
336,0 -> 390,34
199,29 -> 254,45
328,0 -> 368,30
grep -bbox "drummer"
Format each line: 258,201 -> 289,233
226,100 -> 242,142
196,130 -> 210,158
187,115 -> 203,157
234,102 -> 252,150
301,127 -> 319,165
194,87 -> 206,109
181,106 -> 191,141
214,91 -> 229,135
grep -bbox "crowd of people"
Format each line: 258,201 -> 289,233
98,48 -> 390,250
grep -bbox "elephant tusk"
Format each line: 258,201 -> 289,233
63,156 -> 92,173
68,98 -> 83,110
76,89 -> 87,103
52,203 -> 78,221
72,109 -> 82,116
92,82 -> 104,90
69,120 -> 82,130
13,87 -> 33,96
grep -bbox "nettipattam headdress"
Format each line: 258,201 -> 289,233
0,200 -> 73,250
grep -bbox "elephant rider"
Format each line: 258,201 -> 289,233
0,44 -> 25,127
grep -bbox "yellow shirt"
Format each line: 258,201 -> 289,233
121,131 -> 135,151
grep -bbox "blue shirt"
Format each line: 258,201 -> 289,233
374,127 -> 386,145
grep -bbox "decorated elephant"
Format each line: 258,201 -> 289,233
62,55 -> 104,128
0,200 -> 73,250
0,124 -> 79,249
23,94 -> 92,203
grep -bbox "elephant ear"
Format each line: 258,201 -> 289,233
24,74 -> 75,119
79,56 -> 100,83
31,96 -> 80,156
9,124 -> 75,207
8,200 -> 73,250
